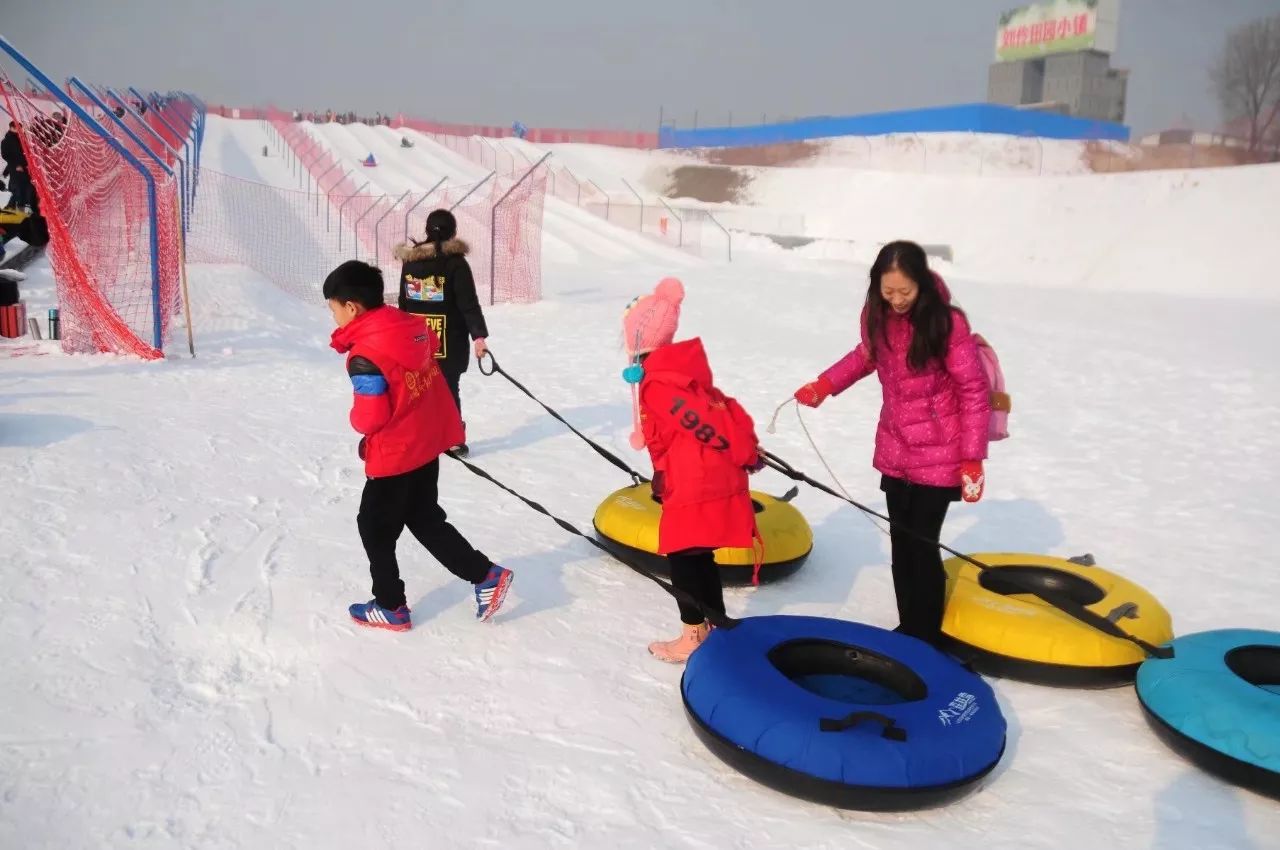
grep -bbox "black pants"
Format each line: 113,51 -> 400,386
443,367 -> 462,416
357,459 -> 492,609
6,170 -> 33,209
668,548 -> 725,626
882,476 -> 958,644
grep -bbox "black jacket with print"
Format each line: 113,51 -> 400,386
392,237 -> 488,374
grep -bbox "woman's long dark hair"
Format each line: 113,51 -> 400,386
424,208 -> 457,253
865,240 -> 954,371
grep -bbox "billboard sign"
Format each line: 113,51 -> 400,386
995,0 -> 1119,62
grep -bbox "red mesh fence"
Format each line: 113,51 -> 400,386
186,170 -> 370,302
1,77 -> 181,358
211,108 -> 725,261
390,121 -> 723,260
80,87 -> 179,171
491,166 -> 547,306
262,113 -> 545,304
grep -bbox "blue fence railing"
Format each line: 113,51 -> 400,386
659,103 -> 1130,149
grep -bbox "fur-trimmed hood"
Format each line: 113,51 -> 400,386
393,238 -> 469,262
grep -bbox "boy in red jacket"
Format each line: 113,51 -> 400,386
623,278 -> 764,663
324,260 -> 513,630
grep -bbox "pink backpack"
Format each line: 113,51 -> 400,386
973,333 -> 1010,441
927,272 -> 1010,440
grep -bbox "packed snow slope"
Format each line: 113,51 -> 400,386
735,162 -> 1280,298
511,131 -> 1102,191
218,117 -> 698,269
203,117 -> 1280,300
195,115 -> 697,270
3,120 -> 1280,848
498,133 -> 1280,301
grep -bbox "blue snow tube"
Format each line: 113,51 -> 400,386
681,615 -> 1007,810
1136,629 -> 1280,800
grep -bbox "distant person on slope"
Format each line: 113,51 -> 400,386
792,240 -> 991,647
623,278 -> 765,663
324,259 -> 513,631
393,209 -> 489,457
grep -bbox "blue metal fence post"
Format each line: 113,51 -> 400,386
132,87 -> 194,222
162,106 -> 200,230
172,92 -> 205,207
0,36 -> 168,352
69,79 -> 173,178
106,88 -> 187,234
178,92 -> 206,202
132,87 -> 193,164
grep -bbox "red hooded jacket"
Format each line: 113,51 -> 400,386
638,338 -> 761,556
330,306 -> 464,478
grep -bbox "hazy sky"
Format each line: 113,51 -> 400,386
4,0 -> 1278,135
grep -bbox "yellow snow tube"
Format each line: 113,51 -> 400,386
592,482 -> 813,585
942,552 -> 1174,687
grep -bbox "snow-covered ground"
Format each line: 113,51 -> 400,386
470,131 -> 1280,300
808,132 -> 1107,175
2,119 -> 1279,849
739,162 -> 1280,298
282,120 -> 701,269
511,131 -> 1103,195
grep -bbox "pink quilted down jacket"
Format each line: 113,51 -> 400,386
819,285 -> 991,488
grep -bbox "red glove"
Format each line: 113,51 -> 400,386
650,470 -> 667,504
961,460 -> 985,503
794,376 -> 835,409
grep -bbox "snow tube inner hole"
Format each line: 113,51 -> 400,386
977,566 -> 1106,606
768,640 -> 929,706
1226,646 -> 1280,695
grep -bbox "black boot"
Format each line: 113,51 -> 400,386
452,421 -> 469,457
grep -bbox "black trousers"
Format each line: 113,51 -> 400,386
442,367 -> 462,417
668,548 -> 725,626
882,476 -> 958,644
6,170 -> 33,209
357,459 -> 492,609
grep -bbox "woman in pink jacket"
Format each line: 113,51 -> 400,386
793,240 -> 991,645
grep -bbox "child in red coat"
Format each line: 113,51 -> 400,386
623,278 -> 764,663
324,260 -> 513,631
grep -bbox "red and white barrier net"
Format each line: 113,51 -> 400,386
208,116 -> 548,305
1,79 -> 182,358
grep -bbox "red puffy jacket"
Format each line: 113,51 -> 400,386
330,306 -> 464,478
638,338 -> 761,559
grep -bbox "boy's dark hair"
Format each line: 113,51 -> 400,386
323,260 -> 384,309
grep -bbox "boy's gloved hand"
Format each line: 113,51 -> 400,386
794,376 -> 835,408
961,460 -> 985,503
358,437 -> 367,461
744,451 -> 766,474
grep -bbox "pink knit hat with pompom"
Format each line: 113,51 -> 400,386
622,278 -> 685,449
623,277 -> 685,358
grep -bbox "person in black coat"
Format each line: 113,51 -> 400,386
2,122 -> 32,211
392,208 -> 490,454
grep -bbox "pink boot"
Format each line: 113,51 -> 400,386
648,622 -> 711,664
